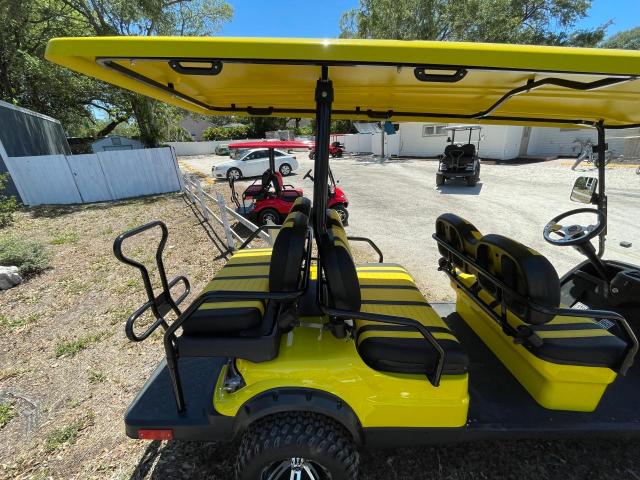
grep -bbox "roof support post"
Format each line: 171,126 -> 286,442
268,147 -> 275,172
312,66 -> 333,238
596,121 -> 607,257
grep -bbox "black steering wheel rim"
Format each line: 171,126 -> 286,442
543,207 -> 606,247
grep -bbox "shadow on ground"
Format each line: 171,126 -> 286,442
437,182 -> 484,195
127,437 -> 640,479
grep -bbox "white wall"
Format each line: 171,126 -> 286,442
166,140 -> 220,156
371,131 -> 401,156
343,134 -> 373,153
526,127 -> 640,157
5,147 -> 182,206
397,123 -> 449,157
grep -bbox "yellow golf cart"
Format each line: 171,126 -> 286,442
46,37 -> 640,480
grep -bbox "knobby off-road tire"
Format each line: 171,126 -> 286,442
236,412 -> 359,480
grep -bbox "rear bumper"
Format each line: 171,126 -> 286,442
124,357 -> 234,441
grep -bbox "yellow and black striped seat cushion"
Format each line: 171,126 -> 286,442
184,248 -> 272,335
355,263 -> 469,375
457,271 -> 627,369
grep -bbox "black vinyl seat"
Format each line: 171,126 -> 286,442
442,144 -> 476,170
475,234 -> 628,369
320,210 -> 469,376
182,200 -> 310,338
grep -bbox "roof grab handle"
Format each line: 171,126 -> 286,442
168,59 -> 223,76
414,66 -> 468,83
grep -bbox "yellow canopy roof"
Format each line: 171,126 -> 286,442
45,37 -> 640,128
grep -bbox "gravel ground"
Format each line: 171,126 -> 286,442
1,156 -> 639,479
182,153 -> 640,300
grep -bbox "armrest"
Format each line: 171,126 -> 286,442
347,236 -> 384,263
323,306 -> 444,387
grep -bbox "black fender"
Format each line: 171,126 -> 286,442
232,388 -> 363,445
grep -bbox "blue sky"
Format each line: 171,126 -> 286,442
220,0 -> 639,39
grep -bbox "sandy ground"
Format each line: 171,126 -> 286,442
181,153 -> 640,300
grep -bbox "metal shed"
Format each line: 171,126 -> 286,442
91,135 -> 144,153
0,100 -> 71,200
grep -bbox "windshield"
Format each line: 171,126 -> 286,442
230,148 -> 248,160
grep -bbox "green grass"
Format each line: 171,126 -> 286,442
49,231 -> 80,245
0,235 -> 51,276
0,313 -> 40,330
0,402 -> 16,428
54,331 -> 110,358
44,414 -> 94,452
88,370 -> 106,384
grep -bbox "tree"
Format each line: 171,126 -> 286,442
602,27 -> 640,50
339,0 -> 607,46
56,0 -> 233,146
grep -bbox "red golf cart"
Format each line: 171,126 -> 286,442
308,140 -> 344,159
303,167 -> 350,224
227,141 -> 307,225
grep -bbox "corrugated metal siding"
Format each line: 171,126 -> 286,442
5,147 -> 181,206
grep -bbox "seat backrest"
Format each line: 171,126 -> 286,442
290,196 -> 311,216
444,144 -> 475,164
476,234 -> 560,325
261,169 -> 273,189
318,209 -> 361,311
268,211 -> 309,292
435,213 -> 482,268
273,171 -> 284,193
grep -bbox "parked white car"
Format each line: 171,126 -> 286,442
211,148 -> 299,180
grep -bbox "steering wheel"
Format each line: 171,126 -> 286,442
303,169 -> 314,181
543,208 -> 606,247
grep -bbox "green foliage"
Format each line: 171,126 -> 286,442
0,236 -> 51,276
203,124 -> 250,141
0,174 -> 19,228
0,0 -> 233,142
339,0 -> 606,46
44,414 -> 94,452
50,230 -> 79,245
296,126 -> 314,136
331,120 -> 353,134
0,313 -> 40,330
602,27 -> 640,50
88,370 -> 106,384
54,331 -> 110,358
0,402 -> 16,429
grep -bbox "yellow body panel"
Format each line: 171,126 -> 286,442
45,37 -> 640,127
214,323 -> 469,428
454,273 -> 616,412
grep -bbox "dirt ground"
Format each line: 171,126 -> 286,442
2,177 -> 640,479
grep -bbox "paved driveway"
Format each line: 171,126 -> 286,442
180,153 -> 640,300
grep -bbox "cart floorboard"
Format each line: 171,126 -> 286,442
431,303 -> 640,441
125,357 -> 233,441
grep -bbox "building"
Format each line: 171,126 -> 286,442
180,115 -> 211,141
345,122 -> 640,161
91,135 -> 144,153
0,100 -> 71,200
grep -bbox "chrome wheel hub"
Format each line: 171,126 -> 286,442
262,457 -> 329,480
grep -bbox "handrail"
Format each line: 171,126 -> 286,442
347,236 -> 384,263
432,233 -> 638,375
113,221 -> 191,340
323,306 -> 445,387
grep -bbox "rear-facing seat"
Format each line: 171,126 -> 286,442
436,214 -> 631,411
178,197 -> 311,359
320,209 -> 469,377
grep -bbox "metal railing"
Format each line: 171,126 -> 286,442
182,172 -> 272,251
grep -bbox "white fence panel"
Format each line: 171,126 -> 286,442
166,141 -> 220,156
99,148 -> 181,199
5,147 -> 181,206
66,153 -> 114,202
5,154 -> 82,205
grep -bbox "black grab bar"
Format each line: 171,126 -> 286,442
113,221 -> 191,342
